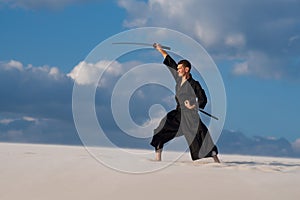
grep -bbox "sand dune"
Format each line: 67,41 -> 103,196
0,142 -> 299,200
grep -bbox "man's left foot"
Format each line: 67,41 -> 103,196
155,149 -> 162,161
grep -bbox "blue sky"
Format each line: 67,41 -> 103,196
0,0 -> 300,150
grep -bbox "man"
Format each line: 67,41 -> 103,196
150,43 -> 220,163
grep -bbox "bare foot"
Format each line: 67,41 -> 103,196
155,149 -> 162,161
213,155 -> 221,163
212,151 -> 220,163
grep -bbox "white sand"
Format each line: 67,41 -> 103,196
1,142 -> 300,200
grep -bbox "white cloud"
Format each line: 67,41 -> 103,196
0,118 -> 14,125
47,66 -> 64,80
0,58 -> 73,125
149,0 -> 189,18
135,89 -> 145,99
0,116 -> 38,125
118,0 -> 300,80
68,60 -> 123,87
118,0 -> 149,27
194,21 -> 219,47
232,61 -> 249,76
0,0 -> 95,10
49,67 -> 59,76
118,0 -> 239,48
22,116 -> 38,123
0,60 -> 79,144
232,51 -> 283,79
225,33 -> 246,48
2,60 -> 23,71
0,60 -> 65,80
0,60 -> 64,80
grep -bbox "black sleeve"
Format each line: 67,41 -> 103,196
163,55 -> 178,79
193,81 -> 207,109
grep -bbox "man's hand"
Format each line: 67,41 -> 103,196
153,43 -> 162,50
184,100 -> 196,110
153,43 -> 168,58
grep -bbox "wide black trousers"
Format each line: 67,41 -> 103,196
150,109 -> 218,160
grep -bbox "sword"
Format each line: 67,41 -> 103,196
112,42 -> 171,50
199,109 -> 219,120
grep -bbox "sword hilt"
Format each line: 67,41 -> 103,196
153,43 -> 171,50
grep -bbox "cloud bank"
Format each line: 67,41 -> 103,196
118,0 -> 300,80
0,59 -> 173,147
218,130 -> 300,158
0,60 -> 77,144
0,58 -> 299,157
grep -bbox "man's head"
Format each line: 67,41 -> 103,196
177,59 -> 191,77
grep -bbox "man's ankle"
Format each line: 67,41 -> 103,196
213,155 -> 220,163
155,149 -> 162,161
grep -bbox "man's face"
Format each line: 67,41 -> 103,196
177,64 -> 188,77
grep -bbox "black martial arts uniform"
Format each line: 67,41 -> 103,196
150,55 -> 218,160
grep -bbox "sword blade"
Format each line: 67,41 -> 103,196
112,42 -> 171,50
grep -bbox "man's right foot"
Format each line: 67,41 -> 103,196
212,151 -> 220,163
